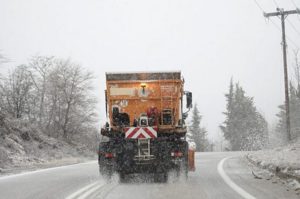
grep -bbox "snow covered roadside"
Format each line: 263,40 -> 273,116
0,117 -> 98,177
246,139 -> 300,193
0,156 -> 96,177
0,130 -> 97,177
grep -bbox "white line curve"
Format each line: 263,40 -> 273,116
217,157 -> 256,199
77,183 -> 105,199
0,161 -> 97,181
65,181 -> 102,199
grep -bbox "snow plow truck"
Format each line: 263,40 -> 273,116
98,71 -> 194,182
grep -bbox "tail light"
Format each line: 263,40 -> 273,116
171,151 -> 183,157
105,152 -> 115,158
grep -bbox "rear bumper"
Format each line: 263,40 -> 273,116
98,138 -> 189,174
117,156 -> 185,174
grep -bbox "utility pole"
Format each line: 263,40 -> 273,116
264,8 -> 300,141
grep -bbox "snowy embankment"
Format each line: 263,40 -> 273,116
246,139 -> 300,186
0,118 -> 97,176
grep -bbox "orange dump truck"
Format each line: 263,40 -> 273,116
99,71 -> 194,182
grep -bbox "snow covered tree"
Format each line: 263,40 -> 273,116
276,51 -> 300,142
0,56 -> 97,141
28,56 -> 55,126
0,65 -> 33,119
48,59 -> 97,139
189,104 -> 208,152
276,84 -> 300,141
220,80 -> 268,151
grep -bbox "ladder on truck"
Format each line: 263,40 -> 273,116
159,74 -> 176,126
134,139 -> 155,163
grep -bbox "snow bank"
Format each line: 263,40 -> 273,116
246,138 -> 300,182
0,117 -> 96,176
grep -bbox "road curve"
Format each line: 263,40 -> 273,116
0,152 -> 298,199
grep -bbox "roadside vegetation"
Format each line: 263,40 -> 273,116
0,55 -> 98,173
273,51 -> 300,146
187,104 -> 210,152
245,52 -> 300,190
220,52 -> 300,151
220,79 -> 268,151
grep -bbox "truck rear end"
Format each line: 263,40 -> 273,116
98,71 -> 193,182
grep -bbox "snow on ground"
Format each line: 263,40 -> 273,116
0,118 -> 96,176
246,138 -> 300,193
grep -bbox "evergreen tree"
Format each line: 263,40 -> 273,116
220,80 -> 268,151
220,79 -> 235,149
276,83 -> 300,140
189,104 -> 208,152
275,52 -> 300,143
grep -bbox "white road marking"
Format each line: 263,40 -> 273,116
65,181 -> 103,199
76,182 -> 105,199
0,161 -> 97,180
217,157 -> 256,199
96,183 -> 118,199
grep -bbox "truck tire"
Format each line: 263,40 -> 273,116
182,160 -> 188,180
119,172 -> 126,183
182,141 -> 189,180
99,166 -> 113,181
154,172 -> 168,183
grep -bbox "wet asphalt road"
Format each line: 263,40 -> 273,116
0,152 -> 298,199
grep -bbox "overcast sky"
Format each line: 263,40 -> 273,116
1,0 -> 300,140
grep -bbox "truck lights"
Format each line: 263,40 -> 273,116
171,151 -> 183,157
105,153 -> 115,158
140,83 -> 146,94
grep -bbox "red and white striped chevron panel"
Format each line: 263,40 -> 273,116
124,127 -> 158,139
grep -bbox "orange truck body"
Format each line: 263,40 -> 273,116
105,71 -> 186,134
99,71 -> 195,181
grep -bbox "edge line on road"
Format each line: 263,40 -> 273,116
0,161 -> 97,180
217,157 -> 256,199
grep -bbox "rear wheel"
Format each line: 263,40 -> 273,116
182,141 -> 189,180
119,172 -> 126,183
99,166 -> 113,181
173,142 -> 189,181
172,164 -> 187,181
154,172 -> 168,183
181,160 -> 189,180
